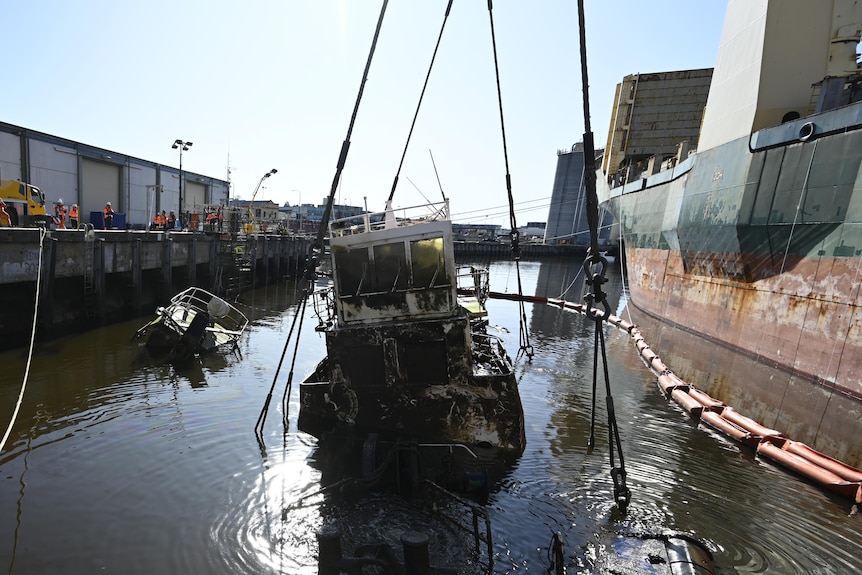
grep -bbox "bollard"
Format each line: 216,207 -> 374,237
401,531 -> 431,575
317,526 -> 343,575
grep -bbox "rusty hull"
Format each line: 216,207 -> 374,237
627,245 -> 862,466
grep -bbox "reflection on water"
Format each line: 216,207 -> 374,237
0,265 -> 860,574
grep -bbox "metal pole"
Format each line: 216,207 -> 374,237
178,147 -> 183,224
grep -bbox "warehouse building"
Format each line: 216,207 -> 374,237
0,121 -> 229,229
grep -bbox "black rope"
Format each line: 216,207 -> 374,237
254,295 -> 306,442
387,0 -> 455,204
486,0 -> 533,359
311,0 -> 389,267
280,296 -> 309,431
576,0 -> 630,511
256,0 -> 389,447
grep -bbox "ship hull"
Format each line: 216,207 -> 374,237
601,101 -> 862,463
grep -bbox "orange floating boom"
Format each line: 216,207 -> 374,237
485,290 -> 862,504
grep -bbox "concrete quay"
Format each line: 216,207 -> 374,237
0,227 -> 310,350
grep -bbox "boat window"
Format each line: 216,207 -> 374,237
402,341 -> 448,386
346,345 -> 386,389
373,243 -> 407,292
410,237 -> 447,288
334,247 -> 370,296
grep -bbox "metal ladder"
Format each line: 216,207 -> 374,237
82,226 -> 97,320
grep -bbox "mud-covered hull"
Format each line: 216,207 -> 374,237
299,314 -> 526,452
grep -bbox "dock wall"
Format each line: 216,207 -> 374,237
0,228 -> 310,349
453,241 -> 597,260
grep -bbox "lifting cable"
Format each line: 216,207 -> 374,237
280,296 -> 308,430
486,0 -> 533,360
253,0 -> 389,443
387,0 -> 454,204
0,226 -> 48,454
253,295 -> 308,444
576,0 -> 630,512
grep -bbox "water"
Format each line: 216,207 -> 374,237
1,260 -> 860,574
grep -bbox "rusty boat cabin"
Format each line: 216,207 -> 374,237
299,200 -> 525,495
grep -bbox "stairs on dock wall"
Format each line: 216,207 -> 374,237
82,231 -> 97,321
216,241 -> 251,300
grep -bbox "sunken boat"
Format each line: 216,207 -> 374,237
299,200 -> 526,460
135,286 -> 248,363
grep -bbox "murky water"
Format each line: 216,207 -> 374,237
1,260 -> 860,574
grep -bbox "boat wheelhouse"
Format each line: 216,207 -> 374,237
299,200 -> 526,453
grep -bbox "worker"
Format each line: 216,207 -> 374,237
152,210 -> 167,231
206,210 -> 217,232
103,202 -> 114,230
69,204 -> 79,229
0,199 -> 11,226
54,199 -> 66,229
217,207 -> 223,232
167,211 -> 176,230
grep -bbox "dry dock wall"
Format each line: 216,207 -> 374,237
0,228 -> 310,349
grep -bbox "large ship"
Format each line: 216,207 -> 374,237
598,0 -> 862,466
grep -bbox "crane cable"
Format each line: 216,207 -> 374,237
0,226 -> 48,454
576,0 -> 630,512
387,0 -> 454,204
486,0 -> 533,360
253,294 -> 308,444
254,0 -> 389,443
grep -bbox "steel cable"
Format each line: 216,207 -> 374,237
0,226 -> 48,453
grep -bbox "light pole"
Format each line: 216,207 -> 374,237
172,139 -> 192,227
247,169 -> 277,232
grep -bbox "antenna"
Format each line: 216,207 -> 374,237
429,149 -> 446,202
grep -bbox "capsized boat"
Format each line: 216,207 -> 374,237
299,200 -> 526,464
135,287 -> 248,363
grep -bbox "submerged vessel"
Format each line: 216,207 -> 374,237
598,0 -> 862,465
299,200 -> 526,475
134,286 -> 248,363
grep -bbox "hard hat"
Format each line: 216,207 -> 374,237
72,204 -> 78,208
58,198 -> 64,204
106,201 -> 112,206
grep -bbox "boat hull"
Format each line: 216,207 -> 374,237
601,103 -> 862,463
299,314 -> 526,453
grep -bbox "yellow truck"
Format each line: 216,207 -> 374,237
0,179 -> 50,226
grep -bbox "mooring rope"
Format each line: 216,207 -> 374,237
0,226 -> 48,453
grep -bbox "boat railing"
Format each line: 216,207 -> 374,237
169,287 -> 249,333
456,266 -> 489,307
471,332 -> 514,377
328,200 -> 450,238
311,284 -> 337,331
421,479 -> 493,567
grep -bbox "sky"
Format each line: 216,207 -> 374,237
5,0 -> 728,227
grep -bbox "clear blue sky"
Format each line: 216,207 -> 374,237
6,0 -> 727,226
